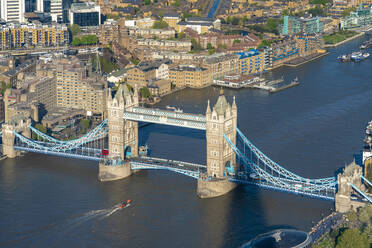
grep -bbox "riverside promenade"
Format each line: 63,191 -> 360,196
324,32 -> 365,48
309,212 -> 344,243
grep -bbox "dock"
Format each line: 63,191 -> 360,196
270,81 -> 299,93
250,78 -> 299,93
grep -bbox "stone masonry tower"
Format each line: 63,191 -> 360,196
2,116 -> 31,158
197,91 -> 238,198
205,91 -> 237,178
335,161 -> 367,213
107,84 -> 139,159
99,84 -> 139,182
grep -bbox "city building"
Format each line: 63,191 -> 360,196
107,68 -> 132,84
127,27 -> 176,39
124,17 -> 155,29
147,79 -> 171,96
341,5 -> 372,29
0,95 -> 4,122
126,59 -> 171,87
1,0 -> 25,23
169,64 -> 212,88
150,50 -> 207,64
202,53 -> 239,79
54,57 -> 106,117
279,16 -> 324,36
163,13 -> 181,30
177,17 -> 221,34
135,38 -> 192,52
1,60 -> 36,86
213,74 -> 260,88
50,0 -> 63,22
0,22 -> 69,50
69,2 -> 101,26
237,50 -> 265,75
266,37 -> 299,68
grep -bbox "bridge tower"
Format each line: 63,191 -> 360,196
98,84 -> 139,181
2,117 -> 31,158
197,91 -> 238,198
107,83 -> 139,159
335,161 -> 367,213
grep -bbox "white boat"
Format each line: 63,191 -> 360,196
166,105 -> 176,110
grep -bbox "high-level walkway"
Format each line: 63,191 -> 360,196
123,107 -> 206,130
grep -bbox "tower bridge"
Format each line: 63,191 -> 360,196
1,84 -> 348,201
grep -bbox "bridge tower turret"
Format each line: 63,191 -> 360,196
99,84 -> 139,182
2,117 -> 31,158
205,91 -> 237,178
335,161 -> 367,213
197,91 -> 237,198
107,84 -> 139,159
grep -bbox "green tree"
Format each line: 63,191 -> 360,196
33,123 -> 47,140
68,24 -> 81,37
366,159 -> 372,190
152,20 -> 169,29
143,0 -> 152,5
130,58 -> 140,65
80,36 -> 88,45
233,39 -> 241,44
346,211 -> 358,222
231,16 -> 240,25
139,87 -> 151,98
308,6 -> 326,16
71,37 -> 81,46
172,0 -> 181,6
206,42 -> 213,50
80,119 -> 91,130
267,18 -> 279,33
258,39 -> 271,48
336,228 -> 369,248
191,38 -> 202,51
177,31 -> 185,39
208,48 -> 215,55
358,207 -> 371,225
363,225 -> 372,244
86,34 -> 98,44
0,81 -> 11,95
35,123 -> 47,133
342,7 -> 357,17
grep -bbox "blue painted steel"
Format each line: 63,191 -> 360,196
349,182 -> 372,203
123,107 -> 206,130
14,146 -> 102,161
224,130 -> 336,200
236,127 -> 336,184
130,161 -> 200,179
229,178 -> 335,201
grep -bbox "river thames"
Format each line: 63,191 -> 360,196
1,36 -> 372,247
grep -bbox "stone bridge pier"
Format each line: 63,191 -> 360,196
98,84 -> 139,181
2,117 -> 31,158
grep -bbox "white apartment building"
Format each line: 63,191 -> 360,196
1,0 -> 25,23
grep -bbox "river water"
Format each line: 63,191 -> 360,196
1,36 -> 372,247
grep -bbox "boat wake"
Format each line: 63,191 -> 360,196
0,203 -> 131,247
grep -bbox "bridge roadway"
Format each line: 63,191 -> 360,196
14,141 -> 206,178
124,107 -> 206,130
